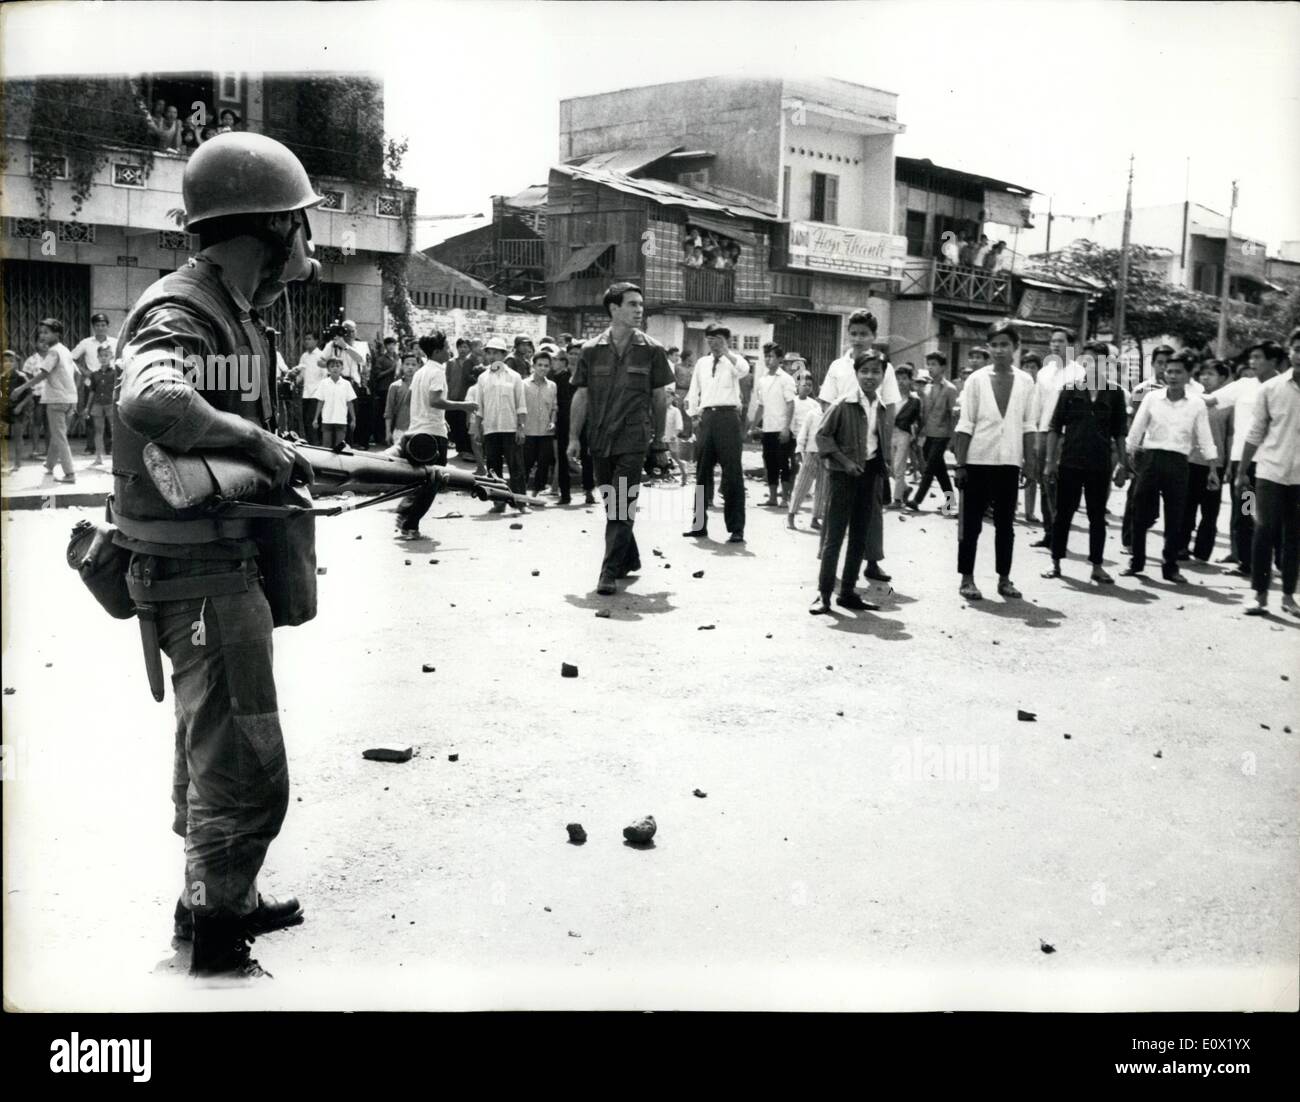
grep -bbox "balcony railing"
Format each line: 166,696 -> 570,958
683,266 -> 735,304
498,238 -> 545,268
898,257 -> 1012,308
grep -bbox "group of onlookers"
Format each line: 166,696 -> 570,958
140,95 -> 242,154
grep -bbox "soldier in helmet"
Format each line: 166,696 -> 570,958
111,132 -> 323,979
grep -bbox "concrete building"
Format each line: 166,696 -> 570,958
550,76 -> 907,378
1,72 -> 414,362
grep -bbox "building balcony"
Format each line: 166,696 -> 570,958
897,257 -> 1012,309
0,134 -> 414,256
682,266 -> 735,304
498,238 -> 545,269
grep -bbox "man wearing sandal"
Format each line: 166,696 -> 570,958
953,323 -> 1040,601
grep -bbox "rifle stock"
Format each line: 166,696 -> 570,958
142,440 -> 545,513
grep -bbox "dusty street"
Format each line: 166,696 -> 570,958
3,470 -> 1297,1011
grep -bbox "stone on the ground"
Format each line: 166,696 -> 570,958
566,823 -> 587,844
623,816 -> 656,843
362,746 -> 413,763
421,663 -> 435,673
1017,710 -> 1037,722
561,662 -> 579,677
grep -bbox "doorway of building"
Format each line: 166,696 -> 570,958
773,312 -> 840,390
2,259 -> 92,362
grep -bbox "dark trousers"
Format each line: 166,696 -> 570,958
484,432 -> 526,497
523,435 -> 554,494
594,450 -> 644,580
556,422 -> 594,499
1180,463 -> 1224,560
1252,478 -> 1300,596
302,399 -> 320,444
1051,465 -> 1110,564
320,423 -> 347,448
1122,452 -> 1160,547
396,434 -> 447,532
1230,462 -> 1256,564
819,460 -> 882,596
447,408 -> 471,453
957,464 -> 1020,576
760,431 -> 795,497
911,435 -> 953,504
1130,449 -> 1189,571
691,407 -> 745,535
147,555 -> 289,919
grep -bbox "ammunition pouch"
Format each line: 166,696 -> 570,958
251,481 -> 317,628
66,519 -> 136,620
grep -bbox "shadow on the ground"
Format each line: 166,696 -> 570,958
825,609 -> 913,641
1134,576 -> 1243,606
865,585 -> 919,609
962,597 -> 1066,628
1241,607 -> 1300,630
563,590 -> 678,619
1056,575 -> 1158,604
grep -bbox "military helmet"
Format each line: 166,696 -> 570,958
182,132 -> 325,230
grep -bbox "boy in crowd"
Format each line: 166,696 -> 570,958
1178,359 -> 1231,561
81,344 -> 120,467
384,352 -> 418,445
522,347 -> 558,494
908,351 -> 958,514
310,356 -> 356,448
810,354 -> 891,614
470,334 -> 529,513
889,364 -> 922,505
749,341 -> 797,507
786,375 -> 825,530
298,332 -> 326,444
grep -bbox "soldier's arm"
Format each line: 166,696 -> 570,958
117,306 -> 296,480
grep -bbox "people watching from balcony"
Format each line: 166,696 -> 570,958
983,241 -> 1008,272
181,127 -> 200,153
217,108 -> 242,134
147,103 -> 183,152
685,245 -> 705,268
971,234 -> 991,268
958,234 -> 975,266
940,232 -> 961,266
681,226 -> 741,269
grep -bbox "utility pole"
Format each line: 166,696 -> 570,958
1044,195 -> 1053,255
1114,155 -> 1134,374
1216,180 -> 1238,357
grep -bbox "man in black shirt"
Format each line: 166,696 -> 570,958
1041,341 -> 1129,583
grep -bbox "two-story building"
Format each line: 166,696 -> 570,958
426,185 -> 548,307
548,76 -> 907,379
1,72 -> 414,362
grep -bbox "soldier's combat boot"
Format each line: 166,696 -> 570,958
175,893 -> 304,941
190,915 -> 272,980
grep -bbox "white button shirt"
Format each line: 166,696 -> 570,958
1125,389 -> 1216,459
1033,357 -> 1081,432
309,375 -> 357,424
954,365 -> 1040,466
1207,374 -> 1265,463
686,350 -> 750,416
474,362 -> 527,434
1245,369 -> 1300,485
750,368 -> 797,432
819,353 -> 901,407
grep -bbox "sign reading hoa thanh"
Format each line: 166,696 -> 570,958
783,221 -> 906,280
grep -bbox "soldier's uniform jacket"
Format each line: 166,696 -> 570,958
112,255 -> 277,559
572,328 -> 673,458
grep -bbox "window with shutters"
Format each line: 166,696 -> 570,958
812,172 -> 838,225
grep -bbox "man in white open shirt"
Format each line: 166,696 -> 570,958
1123,351 -> 1216,583
818,309 -> 899,582
1238,330 -> 1300,616
298,332 -> 326,443
1027,327 -> 1081,546
684,323 -> 750,542
748,341 -> 797,507
953,324 -> 1040,600
1202,339 -> 1287,574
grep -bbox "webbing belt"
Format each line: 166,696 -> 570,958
110,502 -> 254,544
126,566 -> 254,603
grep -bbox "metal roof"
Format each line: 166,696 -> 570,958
552,161 -> 778,224
572,145 -> 684,177
896,156 -> 1034,196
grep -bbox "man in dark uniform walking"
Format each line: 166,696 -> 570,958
111,132 -> 323,980
567,282 -> 672,595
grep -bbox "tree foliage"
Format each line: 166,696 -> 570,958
1033,239 -> 1294,354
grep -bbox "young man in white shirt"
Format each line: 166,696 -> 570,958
1121,344 -> 1175,550
310,356 -> 356,448
683,323 -> 750,543
71,312 -> 116,453
1203,339 -> 1287,576
1123,352 -> 1216,583
395,333 -> 479,538
1240,329 -> 1300,617
1027,327 -> 1079,544
522,348 -> 559,494
953,323 -> 1040,600
298,332 -> 326,444
749,341 -> 797,507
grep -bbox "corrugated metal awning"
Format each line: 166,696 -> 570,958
577,146 -> 683,176
555,242 -> 615,280
681,213 -> 758,247
552,162 -> 777,223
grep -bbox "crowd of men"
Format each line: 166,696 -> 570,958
4,302 -> 1297,617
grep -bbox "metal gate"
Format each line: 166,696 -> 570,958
259,279 -> 345,362
1,259 -> 92,361
773,312 -> 840,390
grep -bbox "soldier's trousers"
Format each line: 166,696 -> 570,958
151,556 -> 289,919
593,450 -> 644,579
